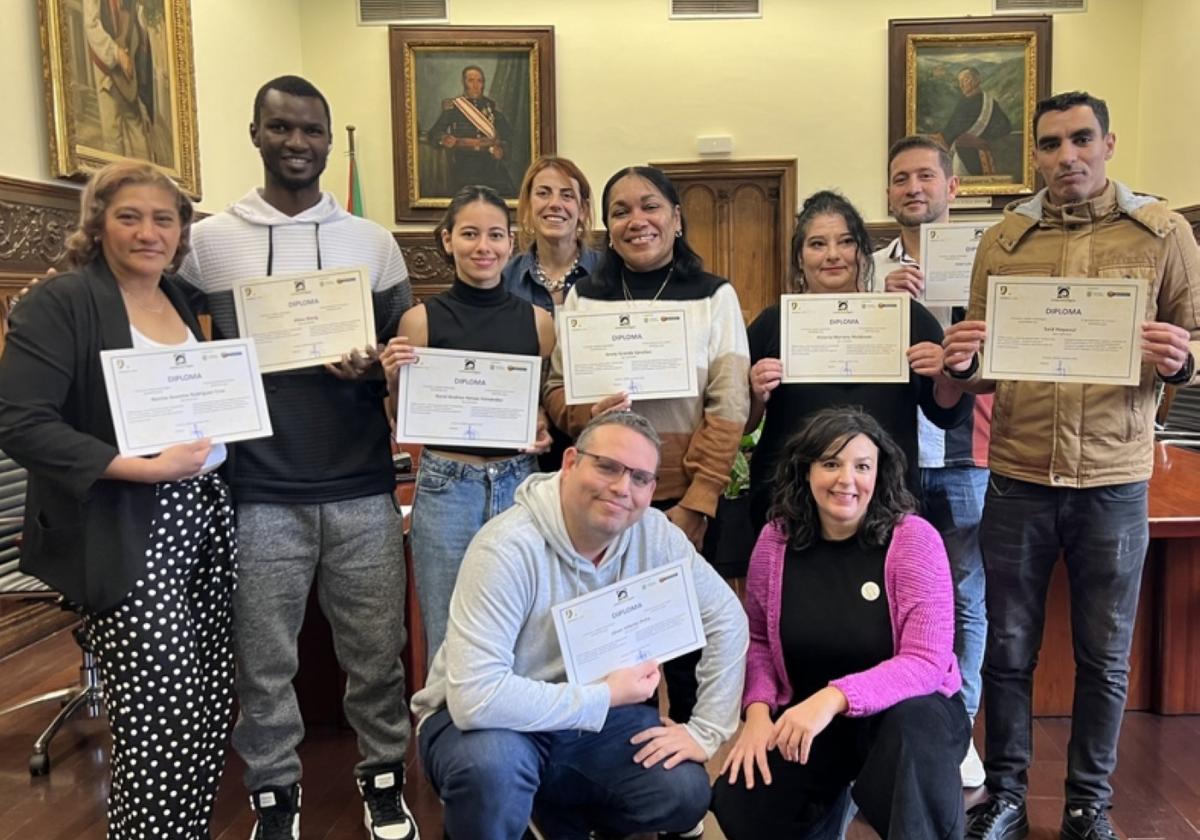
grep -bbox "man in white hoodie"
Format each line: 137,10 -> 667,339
177,76 -> 416,840
412,411 -> 749,840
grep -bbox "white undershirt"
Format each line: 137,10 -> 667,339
128,325 -> 228,473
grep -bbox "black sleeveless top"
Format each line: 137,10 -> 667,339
425,278 -> 540,456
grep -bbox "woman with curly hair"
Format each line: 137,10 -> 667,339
712,407 -> 969,839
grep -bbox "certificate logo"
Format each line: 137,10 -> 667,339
837,300 -> 849,312
790,301 -> 799,312
462,359 -> 476,371
973,228 -> 985,239
294,279 -> 307,293
1057,286 -> 1071,299
569,318 -> 579,328
618,314 -> 631,327
173,353 -> 187,365
115,359 -> 126,370
616,589 -> 629,602
562,607 -> 578,622
998,285 -> 1011,297
242,286 -> 255,298
929,230 -> 938,240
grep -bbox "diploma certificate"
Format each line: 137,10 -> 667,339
395,347 -> 540,449
101,338 -> 273,456
780,293 -> 910,383
983,277 -> 1145,385
233,267 -> 376,373
559,304 -> 697,404
552,561 -> 706,685
920,222 -> 988,306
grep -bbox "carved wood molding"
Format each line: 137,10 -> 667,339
0,176 -> 80,282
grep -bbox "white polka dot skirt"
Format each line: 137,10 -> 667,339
84,473 -> 237,840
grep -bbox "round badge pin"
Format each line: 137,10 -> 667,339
861,581 -> 881,602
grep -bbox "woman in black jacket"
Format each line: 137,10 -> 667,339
0,162 -> 236,840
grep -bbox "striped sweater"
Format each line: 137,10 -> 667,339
543,268 -> 750,518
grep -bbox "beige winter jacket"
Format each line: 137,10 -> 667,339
954,181 -> 1200,487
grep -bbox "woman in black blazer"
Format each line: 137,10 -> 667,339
0,162 -> 236,840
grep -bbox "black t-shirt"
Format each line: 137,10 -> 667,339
747,300 -> 971,528
779,535 -> 893,701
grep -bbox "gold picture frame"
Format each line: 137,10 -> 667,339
889,16 -> 1051,211
39,0 -> 202,198
388,26 -> 556,222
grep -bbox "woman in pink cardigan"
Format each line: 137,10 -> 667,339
711,407 -> 970,839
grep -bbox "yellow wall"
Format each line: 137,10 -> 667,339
1137,0 -> 1200,206
3,0 -> 1193,226
301,0 -> 1146,227
0,0 -> 304,215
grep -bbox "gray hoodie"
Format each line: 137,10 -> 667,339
411,470 -> 749,758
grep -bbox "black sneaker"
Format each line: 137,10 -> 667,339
249,784 -> 301,840
965,797 -> 1029,840
1061,805 -> 1118,840
358,769 -> 420,840
659,821 -> 705,839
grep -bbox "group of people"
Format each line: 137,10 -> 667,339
0,74 -> 1196,840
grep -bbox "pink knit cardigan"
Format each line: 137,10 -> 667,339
741,514 -> 961,717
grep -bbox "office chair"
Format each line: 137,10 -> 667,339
0,450 -> 104,776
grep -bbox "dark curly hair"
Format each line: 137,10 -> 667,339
767,406 -> 915,550
790,190 -> 874,292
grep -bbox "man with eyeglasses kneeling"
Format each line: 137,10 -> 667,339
411,410 -> 748,840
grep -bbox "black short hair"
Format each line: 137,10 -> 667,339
593,166 -> 704,293
252,75 -> 332,128
1034,91 -> 1110,136
887,135 -> 953,178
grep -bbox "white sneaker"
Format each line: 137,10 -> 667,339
960,738 -> 986,788
358,770 -> 419,840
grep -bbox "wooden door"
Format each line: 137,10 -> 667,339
652,159 -> 796,324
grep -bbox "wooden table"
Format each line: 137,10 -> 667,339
1032,443 -> 1200,715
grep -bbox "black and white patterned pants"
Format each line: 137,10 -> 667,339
84,473 -> 237,840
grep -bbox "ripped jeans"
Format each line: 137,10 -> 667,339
979,474 -> 1148,808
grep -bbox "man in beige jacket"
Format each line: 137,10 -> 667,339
944,91 -> 1200,840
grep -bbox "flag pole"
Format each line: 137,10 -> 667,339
346,124 -> 363,217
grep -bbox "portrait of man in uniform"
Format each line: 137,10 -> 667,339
390,27 -> 556,221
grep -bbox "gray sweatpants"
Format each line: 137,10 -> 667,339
230,493 -> 410,791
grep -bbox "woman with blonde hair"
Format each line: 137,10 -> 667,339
0,162 -> 236,839
502,155 -> 600,313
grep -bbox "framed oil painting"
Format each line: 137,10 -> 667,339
39,0 -> 202,198
389,25 -> 556,222
889,16 -> 1051,211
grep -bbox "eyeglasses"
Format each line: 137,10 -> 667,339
576,449 -> 658,489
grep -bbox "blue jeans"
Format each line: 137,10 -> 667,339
409,450 -> 536,658
921,466 -> 988,718
419,704 -> 711,840
979,475 -> 1148,807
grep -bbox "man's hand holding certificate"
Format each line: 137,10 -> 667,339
983,277 -> 1145,385
780,293 -> 910,383
101,338 -> 273,456
559,304 -> 697,404
920,222 -> 988,307
233,266 -> 376,373
394,346 -> 541,449
551,561 -> 706,686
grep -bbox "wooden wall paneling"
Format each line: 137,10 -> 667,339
652,159 -> 796,324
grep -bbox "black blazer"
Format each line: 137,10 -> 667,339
0,260 -> 206,613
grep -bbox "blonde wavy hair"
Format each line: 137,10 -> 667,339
63,162 -> 194,271
515,156 -> 593,252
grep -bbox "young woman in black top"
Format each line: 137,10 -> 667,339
746,191 -> 972,529
381,186 -> 555,657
